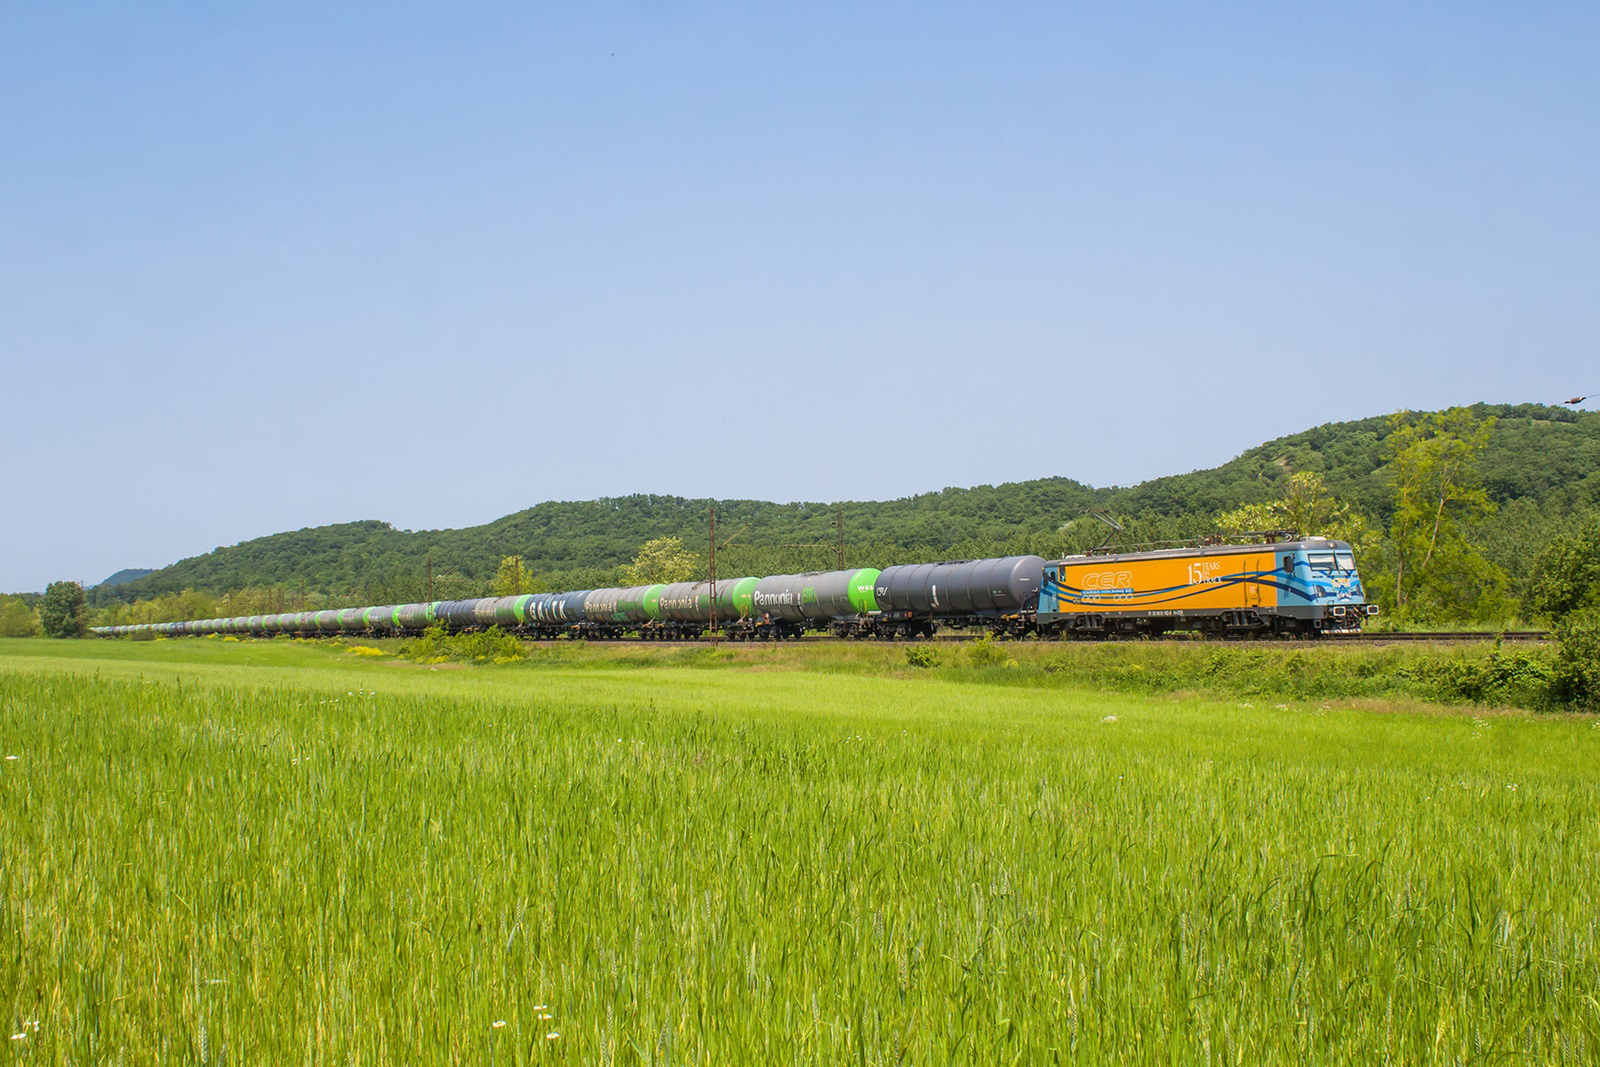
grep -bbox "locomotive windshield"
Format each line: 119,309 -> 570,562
1305,548 -> 1357,573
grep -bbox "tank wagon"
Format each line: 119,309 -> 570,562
648,576 -> 757,639
90,539 -> 1374,642
521,591 -> 587,637
1037,536 -> 1375,638
872,556 -> 1044,639
735,568 -> 880,640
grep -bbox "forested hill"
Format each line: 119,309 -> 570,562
96,568 -> 155,588
97,402 -> 1598,603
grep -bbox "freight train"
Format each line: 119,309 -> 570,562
93,533 -> 1374,642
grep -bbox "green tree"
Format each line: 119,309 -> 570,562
620,537 -> 699,585
1216,471 -> 1375,554
1382,409 -> 1512,623
1526,514 -> 1600,622
0,597 -> 42,637
1526,514 -> 1600,706
428,572 -> 482,601
492,555 -> 529,596
1550,607 -> 1600,708
37,581 -> 88,638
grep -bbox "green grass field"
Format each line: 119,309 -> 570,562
2,637 -> 1597,1063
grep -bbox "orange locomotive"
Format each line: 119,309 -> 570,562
1036,535 -> 1375,638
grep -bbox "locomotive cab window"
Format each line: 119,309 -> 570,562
1307,550 -> 1337,572
1335,550 -> 1355,572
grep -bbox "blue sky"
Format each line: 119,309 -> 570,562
3,2 -> 1596,591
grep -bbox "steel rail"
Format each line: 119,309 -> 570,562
97,629 -> 1551,645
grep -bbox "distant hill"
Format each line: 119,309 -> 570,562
98,402 -> 1599,604
97,568 -> 155,588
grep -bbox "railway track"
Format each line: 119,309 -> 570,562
520,629 -> 1550,647
1327,630 -> 1549,643
132,629 -> 1550,648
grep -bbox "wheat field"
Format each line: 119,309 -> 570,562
1,637 -> 1596,1063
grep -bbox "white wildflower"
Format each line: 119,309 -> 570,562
533,1004 -> 547,1011
491,1020 -> 506,1029
1101,715 -> 1117,723
546,1032 -> 560,1040
4,755 -> 16,761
